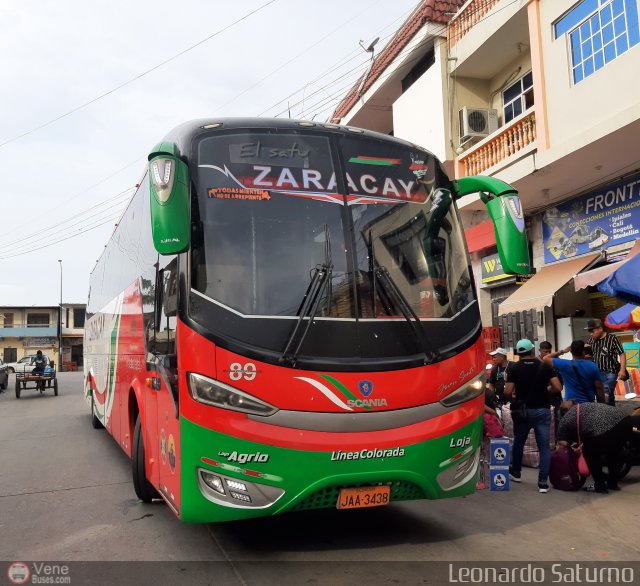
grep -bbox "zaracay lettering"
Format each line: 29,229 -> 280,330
251,165 -> 416,199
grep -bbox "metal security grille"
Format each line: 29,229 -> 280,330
290,481 -> 425,512
490,284 -> 536,350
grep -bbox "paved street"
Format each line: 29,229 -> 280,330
1,372 -> 639,582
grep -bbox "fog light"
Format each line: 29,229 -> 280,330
230,491 -> 251,502
226,479 -> 247,492
197,467 -> 285,509
201,471 -> 225,495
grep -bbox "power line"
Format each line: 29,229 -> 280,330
2,157 -> 144,240
276,0 -> 522,122
0,1 -> 514,261
0,0 -> 279,150
0,211 -> 126,260
1,202 -> 129,256
0,3 -> 415,259
212,0 -> 389,114
255,3 -> 418,117
0,2 -> 410,260
0,188 -> 134,254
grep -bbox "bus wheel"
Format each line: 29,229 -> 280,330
132,416 -> 160,503
90,392 -> 103,429
15,380 -> 20,399
617,462 -> 632,481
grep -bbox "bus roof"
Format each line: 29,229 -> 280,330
162,117 -> 435,158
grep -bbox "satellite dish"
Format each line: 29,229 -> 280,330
359,37 -> 380,53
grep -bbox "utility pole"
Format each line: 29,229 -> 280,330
58,259 -> 63,372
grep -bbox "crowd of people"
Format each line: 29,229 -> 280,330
484,319 -> 639,495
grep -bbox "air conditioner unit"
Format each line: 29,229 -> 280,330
459,107 -> 498,144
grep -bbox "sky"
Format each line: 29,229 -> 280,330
0,0 -> 421,307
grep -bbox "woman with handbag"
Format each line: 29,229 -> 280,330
557,400 -> 640,493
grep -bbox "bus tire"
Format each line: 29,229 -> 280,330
90,392 -> 103,429
617,462 -> 632,480
132,416 -> 160,503
15,380 -> 20,399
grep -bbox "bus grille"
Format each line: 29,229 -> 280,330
290,481 -> 425,512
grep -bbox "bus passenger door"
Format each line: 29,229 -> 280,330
153,257 -> 181,511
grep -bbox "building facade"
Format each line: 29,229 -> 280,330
0,304 -> 86,368
332,0 -> 640,353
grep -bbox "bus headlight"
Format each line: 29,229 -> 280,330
439,373 -> 484,407
150,157 -> 175,203
188,373 -> 278,416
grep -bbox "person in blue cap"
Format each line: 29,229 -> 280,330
504,338 -> 561,493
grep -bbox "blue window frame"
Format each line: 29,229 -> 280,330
554,0 -> 640,84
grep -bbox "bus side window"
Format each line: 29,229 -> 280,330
153,256 -> 179,404
141,268 -> 157,351
155,256 -> 178,356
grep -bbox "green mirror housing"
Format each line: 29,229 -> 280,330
452,175 -> 531,275
148,141 -> 190,255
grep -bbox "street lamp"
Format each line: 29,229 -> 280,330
58,259 -> 63,372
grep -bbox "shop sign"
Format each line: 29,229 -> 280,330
29,337 -> 56,347
481,253 -> 511,284
542,171 -> 640,263
515,273 -> 533,285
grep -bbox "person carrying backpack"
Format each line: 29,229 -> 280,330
504,339 -> 562,493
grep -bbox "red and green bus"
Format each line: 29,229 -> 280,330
84,118 -> 529,522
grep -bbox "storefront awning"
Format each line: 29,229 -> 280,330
498,253 -> 600,316
574,239 -> 640,290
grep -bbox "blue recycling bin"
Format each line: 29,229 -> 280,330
490,437 -> 510,466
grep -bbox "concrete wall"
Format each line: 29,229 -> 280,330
450,75 -> 492,154
393,40 -> 448,161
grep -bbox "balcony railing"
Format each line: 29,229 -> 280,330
449,0 -> 500,48
0,325 -> 57,338
458,111 -> 537,177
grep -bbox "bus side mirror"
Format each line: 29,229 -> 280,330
148,141 -> 190,255
452,176 -> 531,275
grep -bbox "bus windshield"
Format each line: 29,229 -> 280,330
190,129 -> 477,363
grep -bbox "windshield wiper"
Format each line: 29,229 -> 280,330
368,233 -> 440,363
280,226 -> 333,367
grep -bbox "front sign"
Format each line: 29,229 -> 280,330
542,172 -> 640,263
